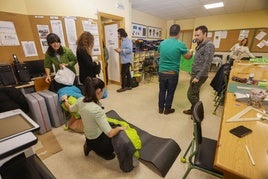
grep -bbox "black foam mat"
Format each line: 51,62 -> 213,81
106,110 -> 181,177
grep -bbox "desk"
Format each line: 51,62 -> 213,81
214,62 -> 268,179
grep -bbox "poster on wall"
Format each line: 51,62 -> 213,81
92,36 -> 101,56
147,26 -> 162,39
64,17 -> 77,54
37,25 -> 50,53
50,19 -> 66,46
132,23 -> 147,38
238,30 -> 249,40
21,41 -> 38,57
0,21 -> 20,46
213,31 -> 222,48
82,20 -> 99,36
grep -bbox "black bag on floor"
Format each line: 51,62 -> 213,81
131,77 -> 139,88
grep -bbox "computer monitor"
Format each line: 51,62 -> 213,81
0,109 -> 39,142
24,59 -> 54,79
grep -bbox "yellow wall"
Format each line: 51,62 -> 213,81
0,0 -> 133,34
193,10 -> 268,30
0,0 -> 28,14
175,10 -> 268,31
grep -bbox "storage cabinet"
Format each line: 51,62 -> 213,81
132,50 -> 159,82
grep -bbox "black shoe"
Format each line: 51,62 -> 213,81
83,143 -> 91,156
126,87 -> 132,90
159,108 -> 164,114
117,88 -> 126,92
183,109 -> 192,115
98,153 -> 116,160
164,108 -> 175,115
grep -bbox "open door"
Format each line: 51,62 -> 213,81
104,22 -> 120,84
98,12 -> 124,85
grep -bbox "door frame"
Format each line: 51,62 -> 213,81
97,12 -> 124,85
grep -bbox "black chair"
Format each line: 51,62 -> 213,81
210,63 -> 231,114
180,101 -> 223,179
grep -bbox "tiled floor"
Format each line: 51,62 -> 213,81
39,70 -> 223,179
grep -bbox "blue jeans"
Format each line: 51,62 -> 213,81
158,73 -> 179,110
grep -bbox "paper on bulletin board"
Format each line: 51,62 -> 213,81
92,36 -> 101,56
238,30 -> 249,40
257,39 -> 267,48
64,18 -> 77,54
0,21 -> 20,46
37,25 -> 50,54
21,41 -> 38,57
255,31 -> 267,41
213,31 -> 221,48
221,31 -> 228,39
50,19 -> 66,46
82,20 -> 99,36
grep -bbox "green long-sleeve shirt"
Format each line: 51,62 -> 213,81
44,46 -> 77,73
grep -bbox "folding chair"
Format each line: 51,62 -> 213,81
180,101 -> 223,179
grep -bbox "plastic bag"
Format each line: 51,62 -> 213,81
54,66 -> 75,85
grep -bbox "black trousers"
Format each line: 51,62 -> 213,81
85,132 -> 114,156
121,63 -> 132,88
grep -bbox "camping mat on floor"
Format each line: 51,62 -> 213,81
106,110 -> 181,177
33,131 -> 62,160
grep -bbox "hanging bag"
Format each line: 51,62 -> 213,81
54,66 -> 75,85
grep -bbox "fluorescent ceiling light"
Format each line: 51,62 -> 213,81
204,2 -> 224,9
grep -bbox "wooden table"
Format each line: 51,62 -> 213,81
214,61 -> 268,179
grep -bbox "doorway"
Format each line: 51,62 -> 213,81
98,12 -> 124,85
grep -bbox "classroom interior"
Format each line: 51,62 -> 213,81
0,0 -> 268,179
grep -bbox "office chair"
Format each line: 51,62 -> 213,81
180,101 -> 223,179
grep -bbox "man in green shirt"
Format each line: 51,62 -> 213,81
158,24 -> 193,115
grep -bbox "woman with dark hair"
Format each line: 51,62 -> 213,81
44,33 -> 77,83
62,77 -> 125,160
114,28 -> 133,92
229,37 -> 255,65
76,31 -> 100,84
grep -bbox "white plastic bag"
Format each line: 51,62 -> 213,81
54,66 -> 75,85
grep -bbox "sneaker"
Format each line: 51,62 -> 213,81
164,108 -> 175,115
159,108 -> 164,114
183,109 -> 192,115
83,143 -> 91,156
117,88 -> 126,93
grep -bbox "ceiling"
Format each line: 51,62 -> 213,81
129,0 -> 268,20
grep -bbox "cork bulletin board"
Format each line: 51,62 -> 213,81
211,29 -> 255,52
0,12 -> 36,64
0,11 -> 101,65
250,28 -> 268,53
